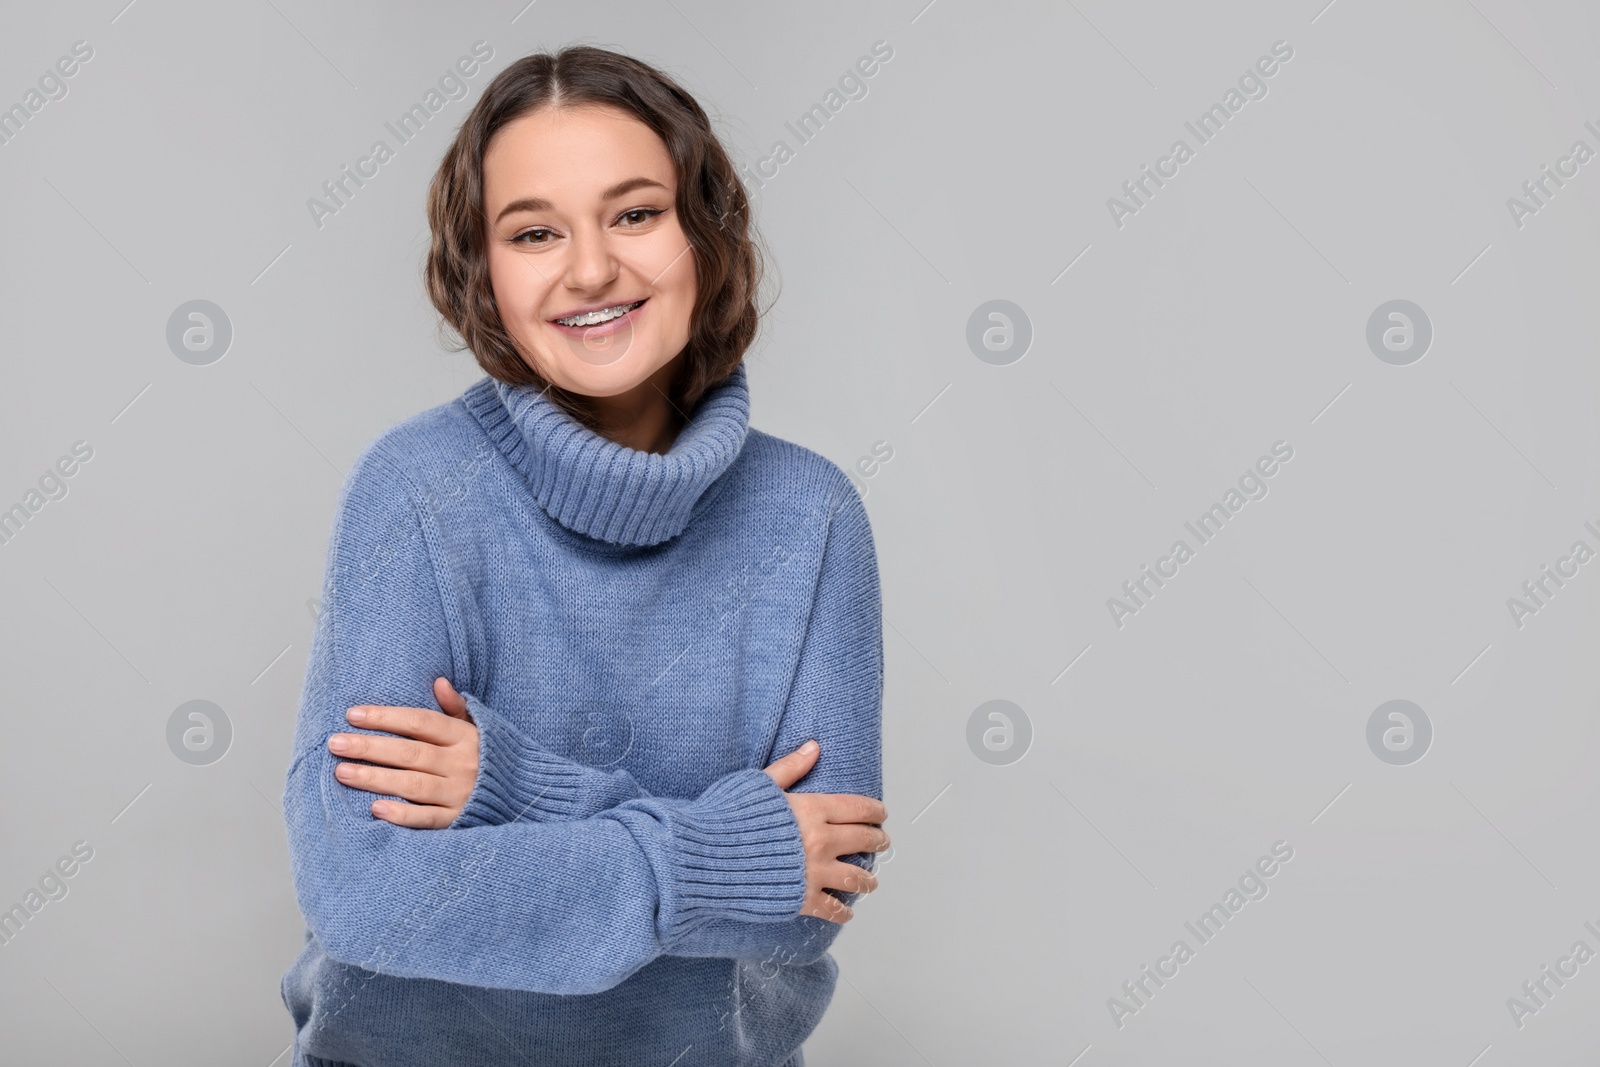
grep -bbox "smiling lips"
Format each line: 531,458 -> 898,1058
552,299 -> 646,327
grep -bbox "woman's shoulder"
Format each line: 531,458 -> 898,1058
341,384 -> 499,502
737,427 -> 867,528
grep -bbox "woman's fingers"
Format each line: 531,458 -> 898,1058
800,860 -> 881,923
816,793 -> 888,828
345,703 -> 468,746
806,825 -> 896,863
433,677 -> 472,721
801,890 -> 854,925
762,740 -> 820,790
369,798 -> 458,830
330,698 -> 480,831
787,792 -> 887,827
334,761 -> 456,806
796,814 -> 890,860
823,859 -> 879,896
833,821 -> 890,857
777,792 -> 889,924
329,729 -> 441,775
799,862 -> 878,925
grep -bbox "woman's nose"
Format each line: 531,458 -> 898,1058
565,226 -> 618,291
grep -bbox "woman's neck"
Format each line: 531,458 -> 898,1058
586,357 -> 687,454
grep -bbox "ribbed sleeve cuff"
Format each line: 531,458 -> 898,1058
658,768 -> 808,941
452,694 -> 590,828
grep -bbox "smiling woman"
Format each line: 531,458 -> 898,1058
279,44 -> 889,1067
476,104 -> 701,450
423,51 -> 765,450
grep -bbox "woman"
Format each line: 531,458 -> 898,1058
279,45 -> 890,1067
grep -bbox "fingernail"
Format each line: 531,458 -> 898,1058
802,740 -> 818,754
347,707 -> 367,723
329,735 -> 349,753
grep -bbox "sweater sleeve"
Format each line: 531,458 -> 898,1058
281,446 -> 808,995
438,477 -> 886,967
662,478 -> 885,965
450,691 -> 655,827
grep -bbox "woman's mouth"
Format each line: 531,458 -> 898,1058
551,299 -> 647,331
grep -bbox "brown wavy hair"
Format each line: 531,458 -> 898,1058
424,45 -> 770,430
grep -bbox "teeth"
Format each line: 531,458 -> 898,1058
556,300 -> 641,327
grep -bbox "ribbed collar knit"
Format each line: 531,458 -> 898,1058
461,361 -> 751,547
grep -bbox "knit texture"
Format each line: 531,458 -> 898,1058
280,360 -> 884,1067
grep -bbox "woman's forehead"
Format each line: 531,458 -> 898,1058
483,107 -> 675,203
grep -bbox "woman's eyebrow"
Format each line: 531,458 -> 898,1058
493,177 -> 669,224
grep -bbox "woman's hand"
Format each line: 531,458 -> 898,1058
328,677 -> 480,828
764,741 -> 890,924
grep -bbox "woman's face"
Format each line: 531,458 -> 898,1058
481,104 -> 697,398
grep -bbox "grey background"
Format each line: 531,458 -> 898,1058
2,0 -> 1598,1063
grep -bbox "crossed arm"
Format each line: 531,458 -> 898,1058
284,446 -> 886,987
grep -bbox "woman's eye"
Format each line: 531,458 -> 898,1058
619,208 -> 664,227
511,210 -> 660,244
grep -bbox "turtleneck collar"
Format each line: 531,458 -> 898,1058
461,361 -> 751,547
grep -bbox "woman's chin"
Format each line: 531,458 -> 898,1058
534,344 -> 672,399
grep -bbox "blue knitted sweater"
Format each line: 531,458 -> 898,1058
279,360 -> 884,1067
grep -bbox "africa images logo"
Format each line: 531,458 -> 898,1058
1106,441 -> 1294,628
307,41 -> 496,229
